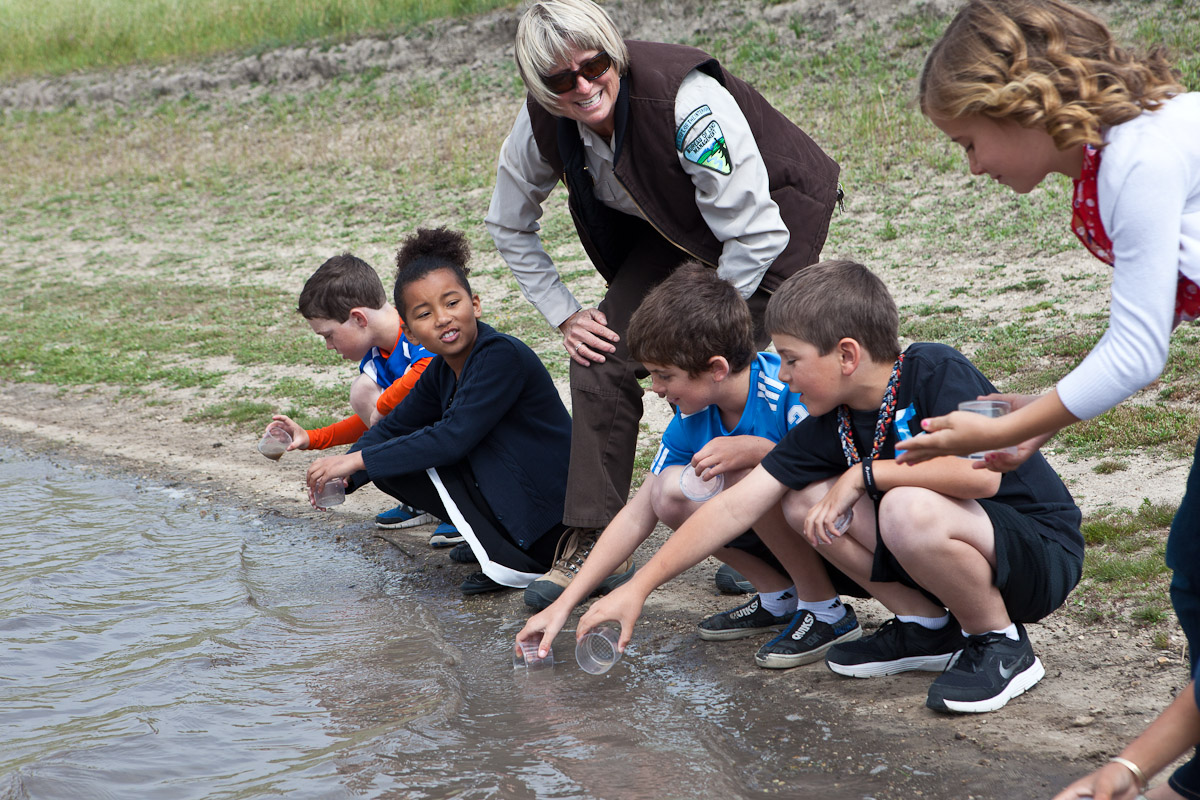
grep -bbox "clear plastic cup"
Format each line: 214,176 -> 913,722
679,468 -> 723,502
957,400 -> 1020,460
315,478 -> 345,507
575,624 -> 622,675
832,508 -> 853,534
258,424 -> 292,460
513,638 -> 555,672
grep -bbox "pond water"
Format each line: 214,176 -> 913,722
0,448 -> 1071,799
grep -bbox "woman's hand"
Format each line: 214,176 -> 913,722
270,414 -> 309,451
560,308 -> 620,366
1050,761 -> 1141,800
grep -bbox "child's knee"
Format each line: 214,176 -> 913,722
780,481 -> 829,530
649,468 -> 692,528
349,373 -> 383,422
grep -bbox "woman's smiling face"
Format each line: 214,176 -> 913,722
548,48 -> 620,138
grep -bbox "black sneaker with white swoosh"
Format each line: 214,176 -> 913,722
925,623 -> 1044,713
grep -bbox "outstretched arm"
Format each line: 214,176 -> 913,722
1052,682 -> 1200,800
577,466 -> 789,650
896,391 -> 1078,470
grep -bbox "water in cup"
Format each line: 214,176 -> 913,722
316,478 -> 345,507
679,468 -> 723,502
957,400 -> 1019,460
258,425 -> 292,460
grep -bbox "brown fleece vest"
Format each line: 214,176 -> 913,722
527,39 -> 840,291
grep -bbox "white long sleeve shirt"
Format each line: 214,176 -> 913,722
1056,92 -> 1200,420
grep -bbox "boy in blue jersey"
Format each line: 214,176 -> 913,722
518,264 -> 864,668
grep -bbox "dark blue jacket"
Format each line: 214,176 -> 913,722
347,322 -> 570,549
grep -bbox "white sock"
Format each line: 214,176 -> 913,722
797,596 -> 845,625
984,623 -> 1019,642
897,612 -> 950,630
759,587 -> 797,616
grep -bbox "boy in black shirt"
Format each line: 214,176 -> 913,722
580,260 -> 1083,714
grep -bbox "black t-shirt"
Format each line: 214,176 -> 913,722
761,342 -> 1083,559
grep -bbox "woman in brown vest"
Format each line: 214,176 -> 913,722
485,0 -> 840,611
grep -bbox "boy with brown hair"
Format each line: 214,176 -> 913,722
519,264 -> 863,668
265,253 -> 458,546
578,260 -> 1084,714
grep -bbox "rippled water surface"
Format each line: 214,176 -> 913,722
0,450 -> 904,799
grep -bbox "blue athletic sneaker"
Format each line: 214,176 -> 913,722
375,504 -> 435,530
429,522 -> 464,548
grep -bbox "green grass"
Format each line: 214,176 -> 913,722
0,0 -> 518,80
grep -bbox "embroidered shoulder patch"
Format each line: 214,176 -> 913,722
675,105 -> 712,150
682,119 -> 731,175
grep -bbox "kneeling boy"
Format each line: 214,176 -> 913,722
579,260 -> 1083,714
518,265 -> 862,668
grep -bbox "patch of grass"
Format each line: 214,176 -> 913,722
0,0 -> 518,80
1092,459 -> 1128,475
186,399 -> 275,427
1061,406 -> 1200,459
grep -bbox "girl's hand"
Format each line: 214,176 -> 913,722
305,453 -> 363,508
803,468 -> 863,546
895,410 -> 1000,465
559,308 -> 619,366
270,414 -> 309,451
576,583 -> 643,652
1051,761 -> 1141,800
515,604 -> 573,660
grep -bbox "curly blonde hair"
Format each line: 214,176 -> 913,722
919,0 -> 1183,149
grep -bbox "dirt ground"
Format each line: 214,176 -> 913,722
1,0 -> 1194,795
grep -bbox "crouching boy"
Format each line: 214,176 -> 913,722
579,260 -> 1083,714
518,265 -> 863,668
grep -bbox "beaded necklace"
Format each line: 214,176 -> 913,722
836,353 -> 905,468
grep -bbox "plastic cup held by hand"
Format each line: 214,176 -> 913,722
316,478 -> 345,507
679,468 -> 723,502
575,624 -> 622,675
957,400 -> 1019,460
258,425 -> 292,460
513,638 -> 555,672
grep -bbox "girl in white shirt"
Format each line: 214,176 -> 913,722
894,2 -> 1199,799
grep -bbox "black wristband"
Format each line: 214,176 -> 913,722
862,459 -> 884,503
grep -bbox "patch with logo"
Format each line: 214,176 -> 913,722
682,119 -> 732,175
675,105 -> 712,150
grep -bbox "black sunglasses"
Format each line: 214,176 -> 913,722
540,51 -> 613,94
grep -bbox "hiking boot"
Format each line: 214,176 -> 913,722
825,617 -> 963,678
714,563 -> 754,595
460,571 -> 506,595
429,522 -> 464,548
925,624 -> 1044,714
375,503 -> 435,529
448,542 -> 477,563
697,596 -> 792,641
522,528 -> 635,611
756,606 -> 863,669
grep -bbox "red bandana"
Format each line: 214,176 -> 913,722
1071,143 -> 1200,326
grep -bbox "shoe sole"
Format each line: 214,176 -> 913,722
375,512 -> 436,530
429,533 -> 465,548
756,625 -> 864,669
928,657 -> 1045,714
523,565 -> 636,611
825,650 -> 959,678
698,622 -> 788,642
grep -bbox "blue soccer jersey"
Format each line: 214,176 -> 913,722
359,332 -> 433,389
650,352 -> 808,474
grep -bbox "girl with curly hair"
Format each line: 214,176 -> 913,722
894,2 -> 1199,798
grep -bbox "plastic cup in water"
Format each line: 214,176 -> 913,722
258,425 -> 292,460
957,400 -> 1020,460
679,468 -> 723,502
513,638 -> 555,672
316,478 -> 345,507
575,623 -> 622,675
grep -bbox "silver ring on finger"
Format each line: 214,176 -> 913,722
576,342 -> 584,353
